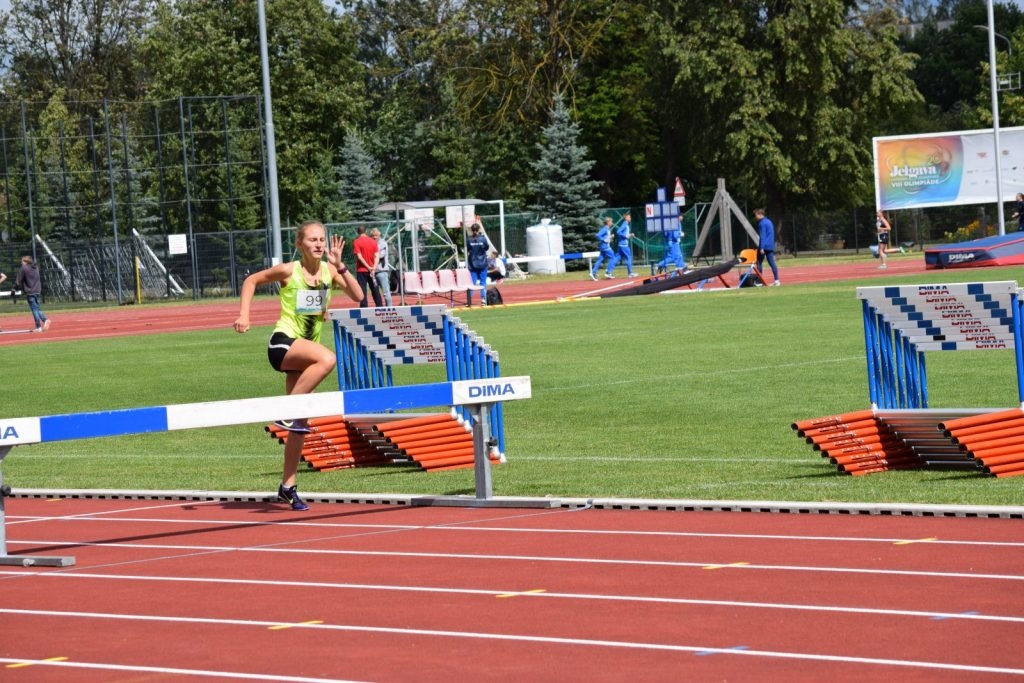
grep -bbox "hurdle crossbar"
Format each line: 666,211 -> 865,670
0,376 -> 531,567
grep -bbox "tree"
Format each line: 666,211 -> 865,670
0,0 -> 155,103
657,0 -> 922,220
528,94 -> 604,255
335,129 -> 386,221
906,0 -> 1024,130
572,1 -> 666,205
139,0 -> 366,226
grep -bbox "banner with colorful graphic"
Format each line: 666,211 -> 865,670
873,127 -> 1024,210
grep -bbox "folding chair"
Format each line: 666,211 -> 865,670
735,248 -> 767,288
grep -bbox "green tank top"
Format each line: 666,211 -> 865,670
273,261 -> 331,342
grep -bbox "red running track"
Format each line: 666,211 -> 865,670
0,256 -> 934,347
2,497 -> 1024,682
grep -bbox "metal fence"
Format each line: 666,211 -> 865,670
0,202 -> 1008,304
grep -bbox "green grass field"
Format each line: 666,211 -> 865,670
4,265 -> 1024,506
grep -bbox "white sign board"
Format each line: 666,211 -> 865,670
168,234 -> 188,255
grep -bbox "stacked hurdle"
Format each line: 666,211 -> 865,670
263,305 -> 507,473
793,281 -> 1024,477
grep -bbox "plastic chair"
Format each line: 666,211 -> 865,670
455,268 -> 486,292
455,268 -> 486,306
437,269 -> 459,304
735,248 -> 766,288
403,271 -> 425,303
419,269 -> 453,304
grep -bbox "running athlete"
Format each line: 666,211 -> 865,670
607,213 -> 636,278
233,220 -> 363,510
590,217 -> 616,281
875,210 -> 891,270
656,216 -> 687,273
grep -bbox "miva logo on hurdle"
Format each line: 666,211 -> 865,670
1,426 -> 18,440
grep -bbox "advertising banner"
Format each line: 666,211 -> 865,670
873,127 -> 1024,210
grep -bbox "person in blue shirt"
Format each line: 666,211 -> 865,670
656,216 -> 686,273
755,208 -> 780,286
465,223 -> 490,306
590,217 -> 616,280
607,213 -> 636,278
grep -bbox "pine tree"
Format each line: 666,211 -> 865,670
528,95 -> 605,256
336,129 -> 386,221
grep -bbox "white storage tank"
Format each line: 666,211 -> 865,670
526,219 -> 565,274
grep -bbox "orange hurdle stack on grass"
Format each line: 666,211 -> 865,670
265,411 -> 497,473
265,416 -> 387,471
940,408 -> 1024,478
792,410 -> 922,476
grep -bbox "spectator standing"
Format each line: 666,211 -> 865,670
1013,193 -> 1024,232
15,255 -> 50,331
465,223 -> 490,306
372,228 -> 393,306
754,209 -> 780,286
352,225 -> 382,307
590,217 -> 616,280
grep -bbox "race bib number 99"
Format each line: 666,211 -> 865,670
297,289 -> 326,315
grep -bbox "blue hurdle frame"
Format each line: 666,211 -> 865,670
329,306 -> 507,457
859,282 -> 1024,410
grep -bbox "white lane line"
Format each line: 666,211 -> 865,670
3,609 -> 1023,677
2,570 -> 1022,623
6,540 -> 1024,581
0,657 -> 365,682
9,514 -> 1024,548
7,500 -> 221,527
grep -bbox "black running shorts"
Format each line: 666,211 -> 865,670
267,332 -> 296,372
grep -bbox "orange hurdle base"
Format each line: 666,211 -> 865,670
793,407 -> 1024,477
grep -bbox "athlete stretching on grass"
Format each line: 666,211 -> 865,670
233,220 -> 362,511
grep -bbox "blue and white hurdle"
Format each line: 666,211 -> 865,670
329,304 -> 508,457
794,281 -> 1024,476
859,281 -> 1024,409
0,376 -> 531,567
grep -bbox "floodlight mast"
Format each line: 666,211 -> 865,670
258,0 -> 283,264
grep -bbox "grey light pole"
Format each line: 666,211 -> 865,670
982,1 -> 1007,235
974,25 -> 1013,56
258,0 -> 283,264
